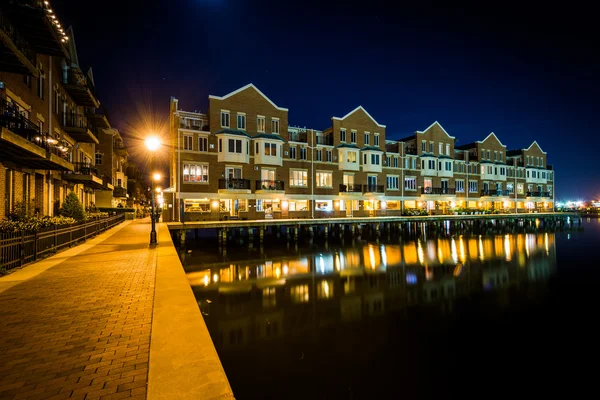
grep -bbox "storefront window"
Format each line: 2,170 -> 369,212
289,200 -> 308,211
315,200 -> 332,211
184,200 -> 210,212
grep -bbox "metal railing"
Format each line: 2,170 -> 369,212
113,187 -> 127,197
405,145 -> 417,155
481,190 -> 512,196
0,215 -> 124,272
421,187 -> 456,195
60,112 -> 91,130
364,184 -> 385,193
68,162 -> 101,178
0,8 -> 36,66
179,122 -> 207,131
63,68 -> 97,96
526,191 -> 551,197
219,178 -> 251,190
289,132 -> 307,142
339,184 -> 363,193
255,180 -> 284,191
316,136 -> 333,146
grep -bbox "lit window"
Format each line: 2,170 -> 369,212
291,284 -> 309,303
316,171 -> 332,187
289,170 -> 308,187
264,142 -> 277,156
183,164 -> 209,182
347,151 -> 357,163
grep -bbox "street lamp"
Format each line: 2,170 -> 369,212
146,136 -> 161,245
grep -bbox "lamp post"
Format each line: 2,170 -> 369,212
145,136 -> 161,245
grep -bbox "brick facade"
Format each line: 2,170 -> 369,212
167,84 -> 555,221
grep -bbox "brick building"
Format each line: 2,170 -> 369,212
166,84 -> 554,221
1,1 -> 126,218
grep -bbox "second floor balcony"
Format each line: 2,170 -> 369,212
113,186 -> 127,198
526,191 -> 551,198
255,180 -> 285,192
63,162 -> 104,189
316,135 -> 333,146
421,187 -> 456,195
339,184 -> 363,194
289,131 -> 307,143
363,184 -> 385,194
218,178 -> 251,192
60,112 -> 98,144
1,95 -> 73,171
481,190 -> 512,197
63,68 -> 100,108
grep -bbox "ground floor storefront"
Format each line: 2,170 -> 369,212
160,191 -> 554,222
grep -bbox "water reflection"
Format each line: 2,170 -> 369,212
188,231 -> 556,350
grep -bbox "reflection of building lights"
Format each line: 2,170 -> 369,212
417,239 -> 424,265
437,239 -> 444,264
504,234 -> 511,262
283,265 -> 289,275
335,254 -> 340,270
319,256 -> 325,273
453,263 -> 463,276
545,233 -> 549,255
478,235 -> 484,262
425,267 -> 433,281
323,280 -> 330,297
380,245 -> 387,267
459,236 -> 466,263
203,275 -> 209,286
451,238 -> 458,264
535,219 -> 540,229
213,273 -> 218,283
406,273 -> 417,285
275,267 -> 281,279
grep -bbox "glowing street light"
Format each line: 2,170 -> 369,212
146,136 -> 162,245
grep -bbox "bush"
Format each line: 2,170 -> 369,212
0,216 -> 76,234
6,201 -> 28,222
60,192 -> 86,221
85,212 -> 109,220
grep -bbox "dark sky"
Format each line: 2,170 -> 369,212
50,0 -> 599,200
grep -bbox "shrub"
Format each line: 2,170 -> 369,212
0,216 -> 76,234
6,201 -> 28,222
59,192 -> 86,221
85,212 -> 109,220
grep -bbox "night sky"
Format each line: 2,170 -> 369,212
50,0 -> 599,200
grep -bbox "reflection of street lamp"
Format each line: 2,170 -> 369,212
146,136 -> 161,245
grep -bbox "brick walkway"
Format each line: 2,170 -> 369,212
0,220 -> 156,400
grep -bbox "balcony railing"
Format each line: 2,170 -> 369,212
364,184 -> 385,193
63,68 -> 96,96
289,132 -> 307,142
60,112 -> 90,130
526,191 -> 551,197
339,184 -> 363,193
405,145 -> 417,155
1,96 -> 41,141
113,187 -> 127,197
71,162 -> 101,178
421,187 -> 456,195
0,8 -> 36,66
481,190 -> 512,196
255,180 -> 284,191
219,178 -> 251,190
179,121 -> 207,131
316,135 -> 333,146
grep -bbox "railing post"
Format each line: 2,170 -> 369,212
20,230 -> 25,267
34,231 -> 38,261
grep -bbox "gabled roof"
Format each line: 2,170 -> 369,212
335,143 -> 360,149
525,141 -> 547,154
477,132 -> 507,147
209,83 -> 288,111
361,146 -> 384,152
252,133 -> 286,142
214,128 -> 252,138
416,121 -> 455,139
332,106 -> 386,128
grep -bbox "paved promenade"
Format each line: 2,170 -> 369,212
0,220 -> 155,400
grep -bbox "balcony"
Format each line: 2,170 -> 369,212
63,162 -> 104,189
405,145 -> 417,155
62,69 -> 100,108
316,135 -> 333,146
218,178 -> 251,193
2,1 -> 67,57
1,96 -> 73,171
363,184 -> 384,194
113,187 -> 127,198
421,187 -> 456,195
289,131 -> 307,143
86,109 -> 110,129
60,112 -> 99,144
526,191 -> 551,198
113,142 -> 128,157
179,121 -> 208,131
339,184 -> 363,194
481,190 -> 512,197
255,180 -> 284,192
0,8 -> 38,76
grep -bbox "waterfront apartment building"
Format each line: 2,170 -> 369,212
0,1 -> 124,218
166,83 -> 554,222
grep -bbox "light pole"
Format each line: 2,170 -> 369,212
145,136 -> 161,245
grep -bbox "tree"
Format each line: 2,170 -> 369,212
60,191 -> 85,221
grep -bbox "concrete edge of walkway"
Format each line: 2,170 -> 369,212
0,220 -> 133,294
148,222 -> 234,400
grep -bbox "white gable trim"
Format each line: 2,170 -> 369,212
476,132 -> 507,147
415,121 -> 455,139
208,83 -> 288,111
525,141 -> 547,154
332,106 -> 386,128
